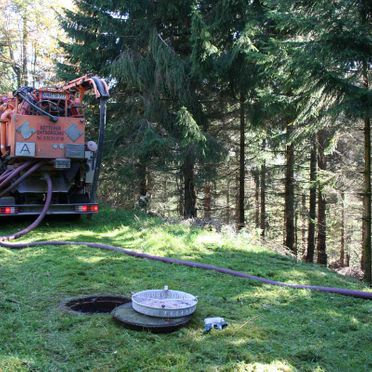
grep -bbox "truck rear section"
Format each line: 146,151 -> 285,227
0,75 -> 109,217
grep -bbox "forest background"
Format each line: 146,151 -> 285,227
0,0 -> 371,283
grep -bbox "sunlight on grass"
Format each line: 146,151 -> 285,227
233,360 -> 294,372
0,356 -> 37,371
195,232 -> 222,245
0,208 -> 371,371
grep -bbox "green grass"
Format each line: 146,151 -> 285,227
0,208 -> 371,371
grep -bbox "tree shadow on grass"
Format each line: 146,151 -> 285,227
0,243 -> 371,371
0,243 -> 370,370
36,227 -> 366,292
1,211 -> 371,370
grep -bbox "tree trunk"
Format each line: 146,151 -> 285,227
204,183 -> 211,220
361,56 -> 371,283
235,174 -> 239,223
317,130 -> 327,265
301,194 -> 307,257
306,137 -> 317,262
147,168 -> 154,195
178,173 -> 184,217
238,93 -> 246,228
253,169 -> 260,228
294,205 -> 298,253
136,162 -> 148,210
5,33 -> 21,87
346,253 -> 350,267
362,114 -> 371,282
226,179 -> 230,224
285,123 -> 296,254
137,162 -> 147,196
31,40 -> 38,87
260,140 -> 267,237
340,191 -> 345,266
183,152 -> 197,218
21,14 -> 28,86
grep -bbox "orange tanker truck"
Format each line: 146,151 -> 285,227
0,75 -> 109,217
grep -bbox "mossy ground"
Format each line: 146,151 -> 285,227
0,209 -> 371,371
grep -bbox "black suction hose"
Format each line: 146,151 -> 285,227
0,169 -> 12,182
0,161 -> 371,300
0,173 -> 52,241
15,88 -> 58,122
90,97 -> 107,202
0,162 -> 44,198
1,238 -> 371,300
0,168 -> 371,301
0,160 -> 33,189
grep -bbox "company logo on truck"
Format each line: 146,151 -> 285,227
37,124 -> 64,142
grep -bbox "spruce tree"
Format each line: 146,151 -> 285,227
60,0 -> 223,217
190,0 -> 276,228
267,0 -> 372,281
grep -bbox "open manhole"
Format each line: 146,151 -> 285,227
60,295 -> 130,315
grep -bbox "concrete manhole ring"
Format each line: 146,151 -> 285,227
112,302 -> 193,333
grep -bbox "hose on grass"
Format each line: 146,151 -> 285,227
0,167 -> 371,299
1,231 -> 371,300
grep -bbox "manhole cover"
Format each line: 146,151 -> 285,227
112,302 -> 192,333
60,295 -> 130,315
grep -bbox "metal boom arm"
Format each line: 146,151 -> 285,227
63,75 -> 109,201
